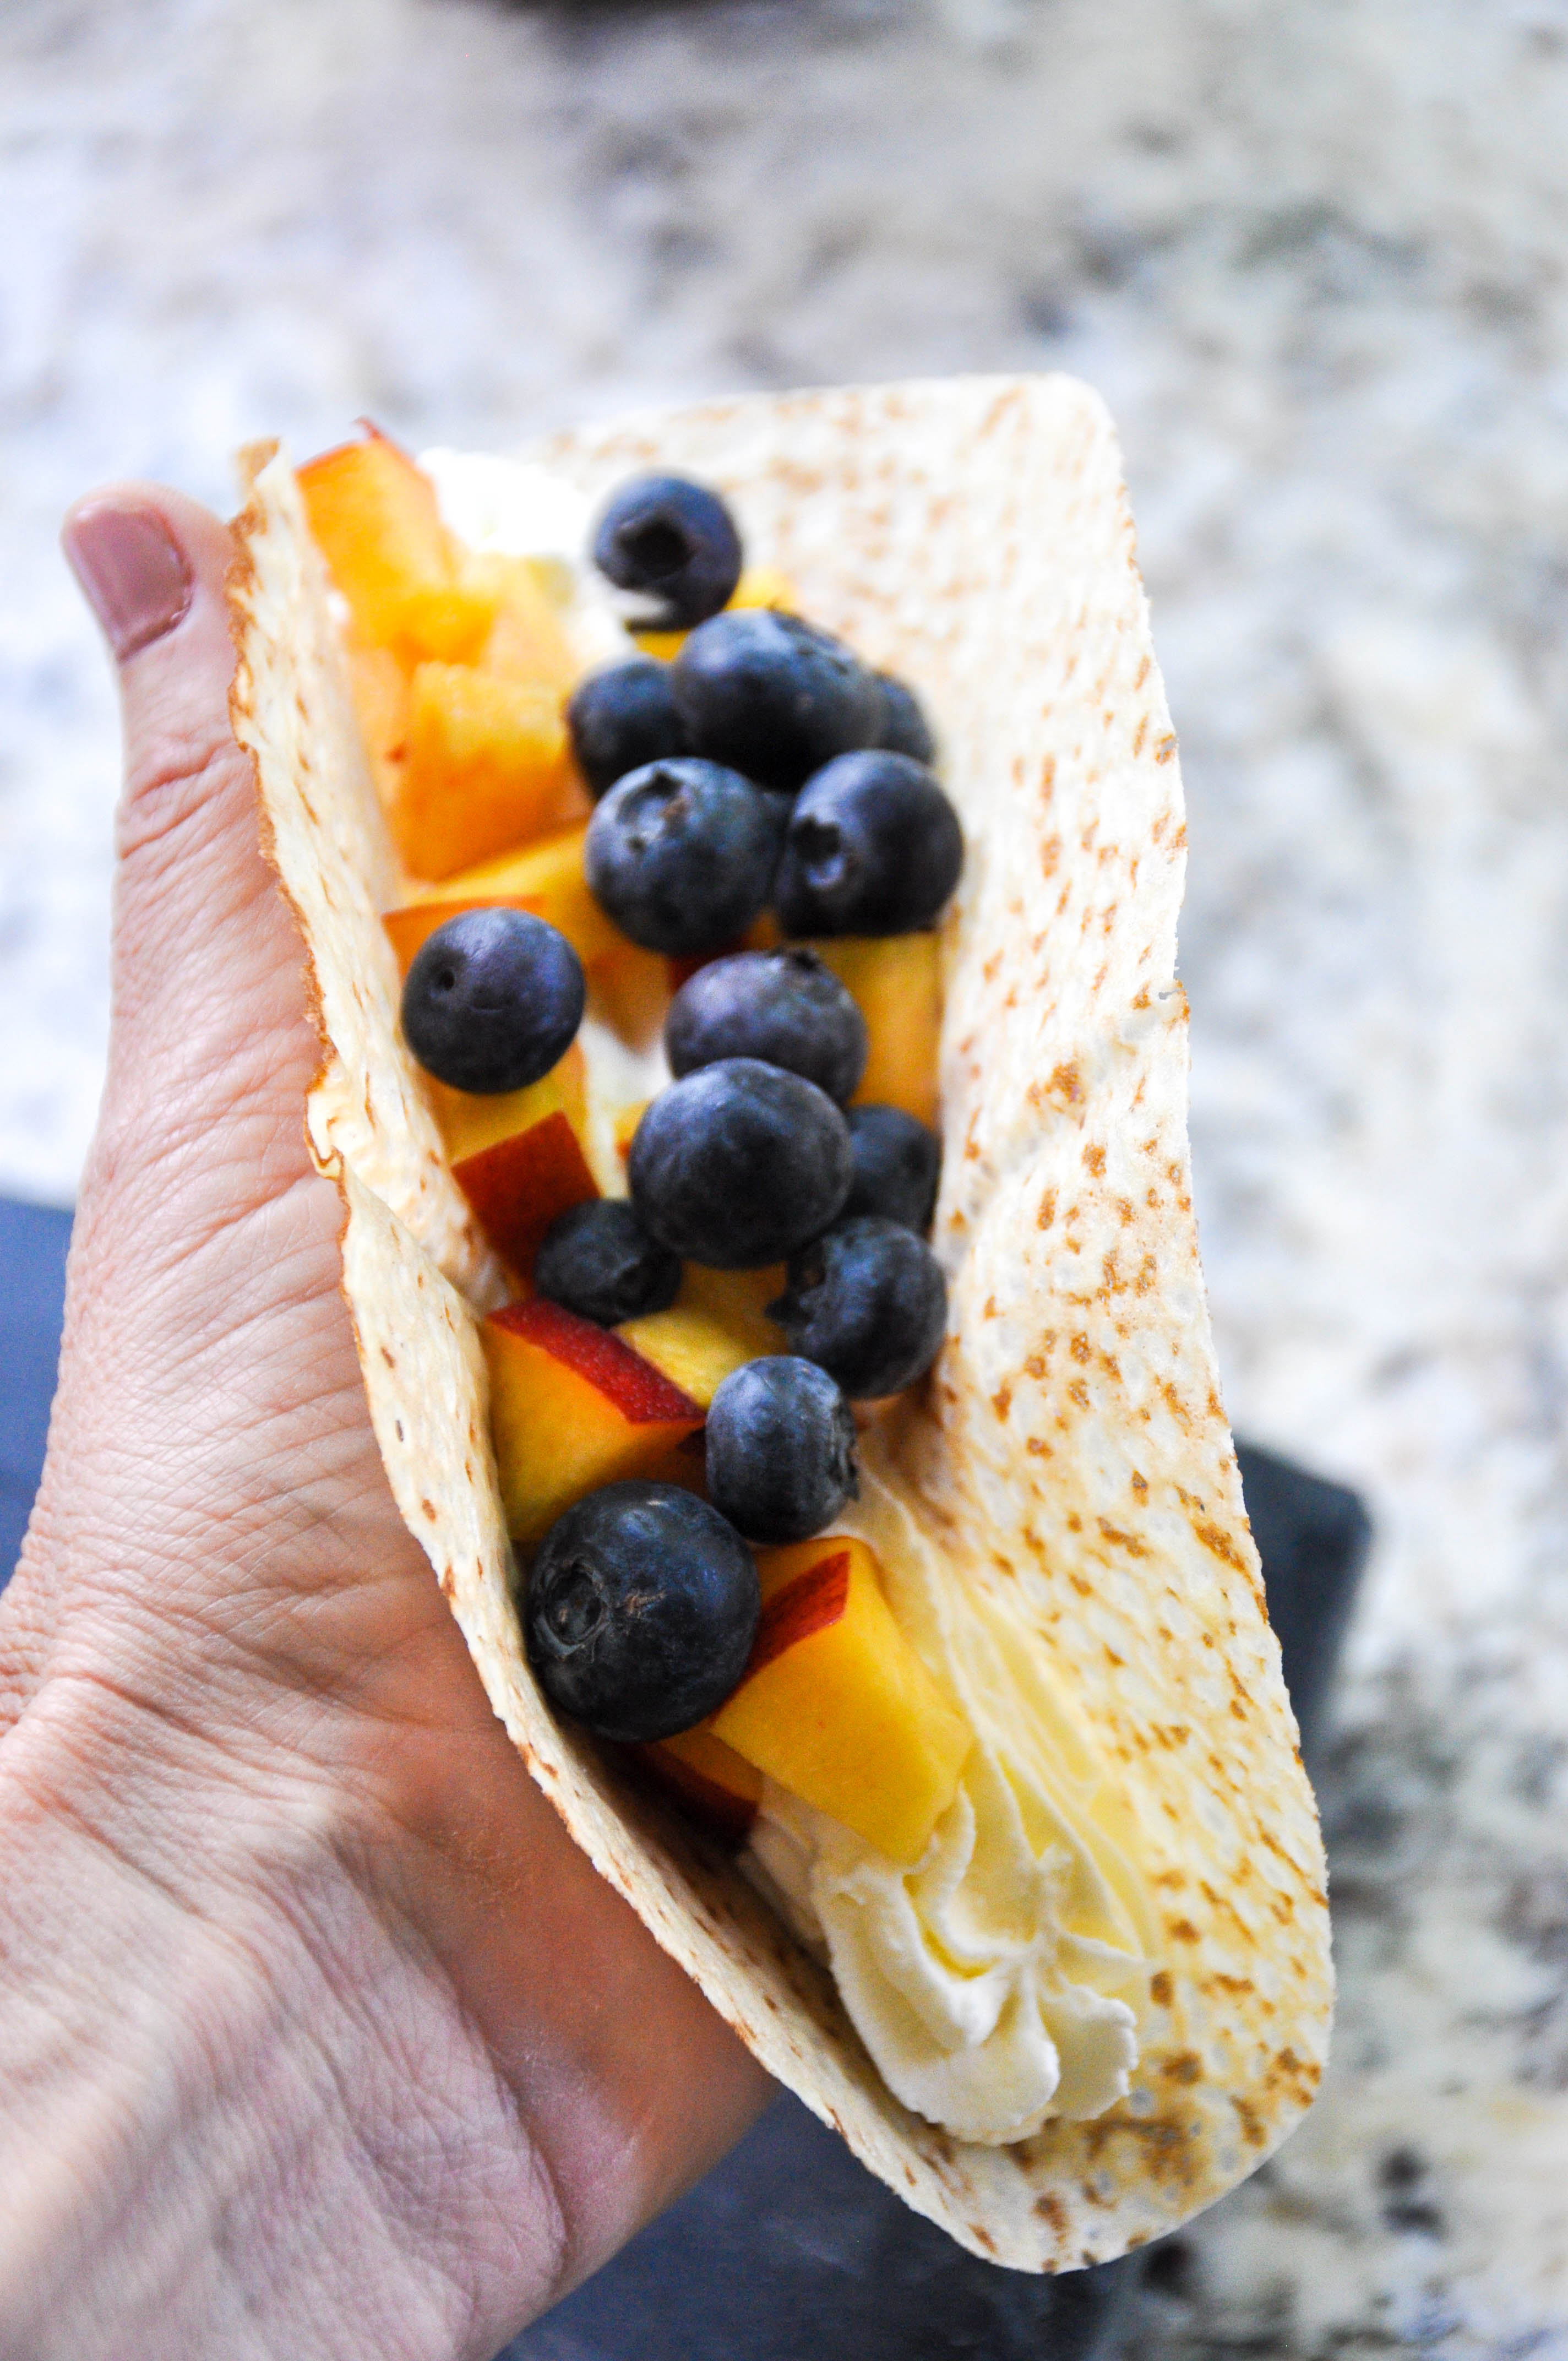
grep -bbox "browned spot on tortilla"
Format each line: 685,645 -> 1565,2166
992,1384 -> 1012,1420
1048,1060 -> 1084,1107
1097,1519 -> 1148,1558
1193,1520 -> 1246,1570
1161,2052 -> 1202,2085
1070,1333 -> 1092,1364
421,1498 -> 438,1521
1232,2096 -> 1267,2148
1037,1188 -> 1058,1230
1167,1919 -> 1201,1944
380,1346 -> 396,1368
1083,1141 -> 1106,1176
1131,1470 -> 1148,1497
1150,1971 -> 1174,2007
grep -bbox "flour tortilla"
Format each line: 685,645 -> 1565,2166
228,378 -> 1332,2271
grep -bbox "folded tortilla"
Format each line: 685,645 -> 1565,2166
228,377 -> 1332,2271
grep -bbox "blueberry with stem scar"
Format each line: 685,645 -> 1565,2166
774,750 -> 963,938
526,1481 -> 760,1742
591,475 -> 743,630
585,758 -> 785,959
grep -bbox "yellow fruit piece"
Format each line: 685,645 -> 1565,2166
590,948 -> 670,1052
631,566 -> 798,661
422,1040 -> 587,1167
298,427 -> 456,649
808,934 -> 941,1127
393,580 -> 501,668
472,555 -> 580,695
611,1100 -> 649,1169
483,1299 -> 704,1552
731,565 -> 797,613
711,1536 -> 972,1865
677,1264 -> 788,1361
614,1264 -> 785,1407
384,824 -> 625,978
396,662 -> 582,881
347,642 -> 411,811
639,1725 -> 762,1840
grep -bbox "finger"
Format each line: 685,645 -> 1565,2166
62,485 -> 319,1195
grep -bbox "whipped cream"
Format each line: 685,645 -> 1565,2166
745,1462 -> 1152,2144
419,447 -> 633,671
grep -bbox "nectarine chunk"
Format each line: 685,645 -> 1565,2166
484,1299 -> 706,1550
472,555 -> 580,697
384,825 -> 625,977
456,1113 -> 598,1282
631,1726 -> 763,1843
710,1536 -> 972,1864
298,428 -> 456,649
395,663 -> 583,882
808,934 -> 941,1127
616,1264 -> 786,1409
422,1041 -> 587,1167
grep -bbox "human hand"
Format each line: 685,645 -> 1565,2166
0,486 -> 770,2361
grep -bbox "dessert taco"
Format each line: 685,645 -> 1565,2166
228,376 -> 1332,2272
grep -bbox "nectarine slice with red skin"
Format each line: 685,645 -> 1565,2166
455,1112 -> 598,1283
483,1298 -> 706,1551
421,1041 -> 587,1167
629,1726 -> 763,1845
710,1535 -> 972,1864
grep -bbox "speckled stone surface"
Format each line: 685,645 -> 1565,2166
5,3 -> 1568,2349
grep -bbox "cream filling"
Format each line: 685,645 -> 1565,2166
744,1461 -> 1154,2144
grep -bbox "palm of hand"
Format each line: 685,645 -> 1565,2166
0,492 -> 765,2360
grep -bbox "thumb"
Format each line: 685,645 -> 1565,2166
62,485 -> 320,1209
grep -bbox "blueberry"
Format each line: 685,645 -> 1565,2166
526,1481 -> 759,1742
774,750 -> 963,938
629,1058 -> 853,1269
770,1215 -> 947,1397
591,475 -> 743,630
666,946 -> 868,1105
534,1200 -> 682,1327
706,1357 -> 859,1544
567,658 -> 688,802
671,610 -> 884,795
845,1104 -> 942,1232
401,907 -> 585,1094
875,672 -> 936,765
585,758 -> 785,959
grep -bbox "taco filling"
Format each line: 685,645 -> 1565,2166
231,380 -> 1331,2270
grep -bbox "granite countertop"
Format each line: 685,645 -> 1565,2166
4,1 -> 1568,2349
